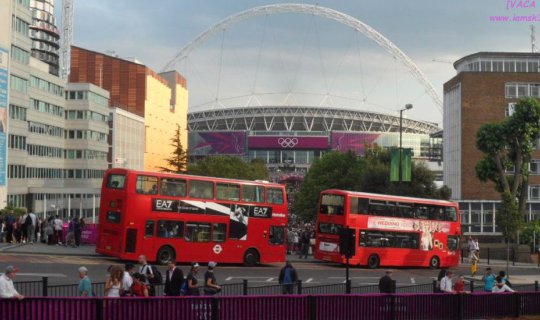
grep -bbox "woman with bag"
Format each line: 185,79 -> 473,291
203,261 -> 221,295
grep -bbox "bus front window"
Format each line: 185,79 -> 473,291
107,174 -> 125,189
320,194 -> 344,215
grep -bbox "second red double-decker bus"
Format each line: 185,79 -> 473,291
314,190 -> 461,268
96,169 -> 288,265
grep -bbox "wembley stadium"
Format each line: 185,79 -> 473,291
187,106 -> 442,181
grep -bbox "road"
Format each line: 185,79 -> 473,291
1,251 -> 539,287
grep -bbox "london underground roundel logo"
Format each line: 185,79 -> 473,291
213,244 -> 223,254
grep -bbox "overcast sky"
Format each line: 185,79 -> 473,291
70,0 -> 538,126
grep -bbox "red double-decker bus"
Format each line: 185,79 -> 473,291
314,190 -> 461,268
96,168 -> 288,265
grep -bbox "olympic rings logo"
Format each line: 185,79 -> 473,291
278,138 -> 299,148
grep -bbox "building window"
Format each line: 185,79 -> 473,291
10,75 -> 27,93
531,160 -> 540,175
9,105 -> 27,121
11,46 -> 29,65
529,185 -> 540,201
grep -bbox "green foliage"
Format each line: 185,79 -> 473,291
0,204 -> 27,218
187,156 -> 268,180
158,125 -> 188,174
293,146 -> 451,220
475,98 -> 540,238
520,220 -> 540,248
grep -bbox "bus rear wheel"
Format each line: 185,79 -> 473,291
243,249 -> 259,267
429,256 -> 440,269
157,246 -> 176,265
367,254 -> 380,269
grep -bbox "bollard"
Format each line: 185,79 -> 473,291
346,279 -> 351,294
432,279 -> 438,293
42,276 -> 48,297
242,279 -> 248,296
487,248 -> 490,265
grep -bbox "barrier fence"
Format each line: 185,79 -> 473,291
14,278 -> 540,297
1,292 -> 540,320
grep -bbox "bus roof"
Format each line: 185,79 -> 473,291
322,189 -> 457,206
106,168 -> 285,188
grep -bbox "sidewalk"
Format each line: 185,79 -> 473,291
0,241 -> 99,257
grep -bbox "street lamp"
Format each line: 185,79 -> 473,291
399,104 -> 413,182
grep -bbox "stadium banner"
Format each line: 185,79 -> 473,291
331,132 -> 381,155
188,132 -> 245,156
248,136 -> 328,149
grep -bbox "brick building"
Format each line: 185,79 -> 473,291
444,52 -> 540,235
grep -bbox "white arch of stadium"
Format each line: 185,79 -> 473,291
188,106 -> 440,134
164,3 -> 443,114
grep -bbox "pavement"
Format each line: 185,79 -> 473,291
0,241 -> 99,256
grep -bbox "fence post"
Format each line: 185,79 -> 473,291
211,297 -> 220,320
432,280 -> 438,293
515,293 -> 521,318
297,280 -> 302,295
461,249 -> 464,264
392,280 -> 396,294
96,298 -> 104,320
42,276 -> 48,297
535,280 -> 538,292
308,295 -> 317,320
512,248 -> 516,266
487,248 -> 490,265
469,279 -> 474,293
390,295 -> 396,320
242,279 -> 248,295
458,291 -> 465,320
346,279 -> 351,294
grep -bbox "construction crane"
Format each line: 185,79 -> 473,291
60,0 -> 74,79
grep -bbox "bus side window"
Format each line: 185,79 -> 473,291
189,180 -> 214,199
446,207 -> 457,221
137,176 -> 158,195
212,223 -> 227,242
145,220 -> 155,237
267,188 -> 284,205
269,226 -> 285,245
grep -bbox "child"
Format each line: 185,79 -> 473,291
470,257 -> 478,277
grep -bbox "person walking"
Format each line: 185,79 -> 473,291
378,270 -> 395,293
53,215 -> 63,245
278,261 -> 298,294
203,261 -> 221,296
4,210 -> 15,243
74,217 -> 82,247
121,263 -> 134,296
77,266 -> 93,297
298,228 -> 310,259
482,267 -> 496,292
164,260 -> 184,296
26,211 -> 36,244
0,265 -> 24,299
186,263 -> 200,296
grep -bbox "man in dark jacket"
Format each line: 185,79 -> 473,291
379,270 -> 395,293
278,261 -> 298,294
164,260 -> 184,296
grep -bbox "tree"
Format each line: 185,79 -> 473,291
158,125 -> 188,174
187,156 -> 268,180
475,98 -> 540,241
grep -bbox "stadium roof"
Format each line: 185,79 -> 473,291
188,106 -> 440,134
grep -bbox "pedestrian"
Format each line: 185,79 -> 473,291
470,256 -> 478,277
53,215 -> 63,245
138,255 -> 157,296
440,270 -> 454,293
74,217 -> 82,247
44,216 -> 54,245
105,265 -> 123,297
77,266 -> 93,297
278,261 -> 298,294
0,265 -> 24,299
204,261 -> 221,296
121,263 -> 134,296
66,217 -> 76,247
131,273 -> 149,297
4,210 -> 14,243
164,260 -> 184,296
482,267 -> 496,292
186,262 -> 200,296
26,211 -> 36,244
498,271 -> 512,288
299,228 -> 310,259
453,275 -> 469,293
20,212 -> 29,244
492,276 -> 515,293
0,220 -> 5,243
379,270 -> 395,293
473,238 -> 480,261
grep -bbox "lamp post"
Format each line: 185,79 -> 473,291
399,104 -> 413,182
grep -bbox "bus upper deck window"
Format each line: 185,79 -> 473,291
136,176 -> 158,194
107,174 -> 126,189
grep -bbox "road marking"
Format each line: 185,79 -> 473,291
329,276 -> 380,279
225,277 -> 233,281
411,277 -> 416,284
305,278 -> 313,283
266,277 -> 274,282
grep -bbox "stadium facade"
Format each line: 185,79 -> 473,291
187,106 -> 442,181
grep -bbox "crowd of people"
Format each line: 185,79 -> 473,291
0,210 -> 85,247
286,220 -> 316,258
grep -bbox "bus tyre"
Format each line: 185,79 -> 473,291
157,246 -> 175,265
367,254 -> 380,269
429,256 -> 440,269
243,249 -> 259,267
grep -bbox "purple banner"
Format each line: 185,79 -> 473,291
81,224 -> 97,244
189,132 -> 245,155
331,132 -> 380,155
248,136 -> 328,150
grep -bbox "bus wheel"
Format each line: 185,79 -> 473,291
243,249 -> 259,267
157,246 -> 175,265
429,256 -> 440,269
367,254 -> 380,269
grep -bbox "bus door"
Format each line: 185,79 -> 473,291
142,220 -> 156,256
